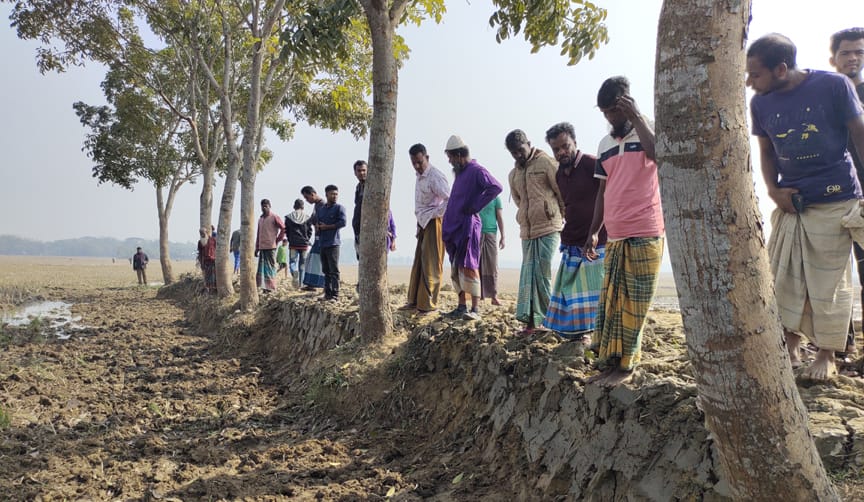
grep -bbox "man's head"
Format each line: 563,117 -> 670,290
301,186 -> 318,204
409,143 -> 430,175
545,122 -> 578,166
325,184 -> 339,204
597,76 -> 633,138
260,198 -> 271,215
293,198 -> 304,210
444,135 -> 470,172
505,129 -> 533,166
282,238 -> 288,246
745,33 -> 797,95
830,28 -> 864,81
353,160 -> 368,183
136,247 -> 142,252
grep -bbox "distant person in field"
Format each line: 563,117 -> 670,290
301,186 -> 327,291
197,228 -> 217,293
316,185 -> 347,301
477,196 -> 504,305
542,122 -> 606,342
132,247 -> 149,285
277,238 -> 289,279
284,198 -> 313,288
441,135 -> 503,320
255,198 -> 286,294
230,229 -> 242,274
400,143 -> 451,314
585,76 -> 664,387
830,27 -> 864,354
352,160 -> 397,262
506,129 -> 564,335
747,33 -> 864,380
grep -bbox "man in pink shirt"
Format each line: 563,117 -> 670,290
255,198 -> 286,293
584,76 -> 665,387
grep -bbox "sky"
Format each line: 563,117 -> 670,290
0,0 -> 857,267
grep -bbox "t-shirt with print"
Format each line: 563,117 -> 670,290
595,125 -> 664,240
478,196 -> 502,234
750,70 -> 863,206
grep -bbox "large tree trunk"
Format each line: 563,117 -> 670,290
200,162 -> 214,234
357,3 -> 401,340
156,186 -> 175,285
655,1 -> 837,499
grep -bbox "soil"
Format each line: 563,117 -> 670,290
1,257 -> 863,500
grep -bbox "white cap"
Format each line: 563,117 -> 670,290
445,135 -> 467,151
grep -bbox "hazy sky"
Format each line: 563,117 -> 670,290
0,0 -> 856,267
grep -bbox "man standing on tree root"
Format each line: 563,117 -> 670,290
400,143 -> 450,315
585,76 -> 664,387
506,129 -> 564,336
830,27 -> 864,356
441,135 -> 503,321
747,33 -> 864,381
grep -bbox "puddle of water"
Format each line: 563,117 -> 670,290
1,301 -> 89,340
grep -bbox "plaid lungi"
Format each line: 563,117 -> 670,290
594,237 -> 663,371
543,244 -> 605,337
256,248 -> 278,291
516,232 -> 559,326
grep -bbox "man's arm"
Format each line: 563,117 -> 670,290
275,215 -> 286,243
848,115 -> 864,181
388,211 -> 397,251
757,136 -> 798,214
495,207 -> 505,250
583,180 -> 606,260
617,95 -> 655,161
508,169 -> 521,208
546,157 -> 565,216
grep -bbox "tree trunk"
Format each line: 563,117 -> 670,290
216,140 -> 240,297
357,5 -> 398,340
156,186 -> 175,285
655,1 -> 837,499
200,161 -> 214,235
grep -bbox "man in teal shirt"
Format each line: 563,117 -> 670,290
478,196 -> 505,305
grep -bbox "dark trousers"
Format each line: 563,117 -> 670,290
321,245 -> 340,298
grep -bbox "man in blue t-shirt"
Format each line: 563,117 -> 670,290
747,33 -> 864,381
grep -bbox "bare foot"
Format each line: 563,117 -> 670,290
800,349 -> 837,381
598,368 -> 633,387
785,331 -> 802,369
491,298 -> 501,306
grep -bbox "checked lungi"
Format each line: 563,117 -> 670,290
543,244 -> 605,338
516,232 -> 559,326
593,237 -> 663,370
256,248 -> 278,291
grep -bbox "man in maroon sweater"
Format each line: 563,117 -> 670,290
542,122 -> 607,343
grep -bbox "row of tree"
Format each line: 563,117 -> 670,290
0,235 -> 198,259
5,0 -> 842,498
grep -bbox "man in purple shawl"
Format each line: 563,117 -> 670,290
441,135 -> 504,320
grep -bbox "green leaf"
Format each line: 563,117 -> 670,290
452,472 -> 464,484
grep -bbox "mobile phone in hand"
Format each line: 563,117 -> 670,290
791,193 -> 805,213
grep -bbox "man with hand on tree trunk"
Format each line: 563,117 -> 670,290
747,33 -> 864,381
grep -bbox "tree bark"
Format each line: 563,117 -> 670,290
356,2 -> 406,340
156,185 -> 175,285
655,1 -> 837,499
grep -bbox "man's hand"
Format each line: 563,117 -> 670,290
254,250 -> 259,258
768,186 -> 800,214
616,95 -> 641,121
499,235 -> 505,250
583,233 -> 599,261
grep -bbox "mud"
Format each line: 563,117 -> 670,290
1,257 -> 864,500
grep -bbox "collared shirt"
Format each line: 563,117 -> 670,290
442,160 -> 503,251
415,165 -> 451,229
595,125 -> 664,240
557,150 -> 606,247
256,212 -> 286,251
